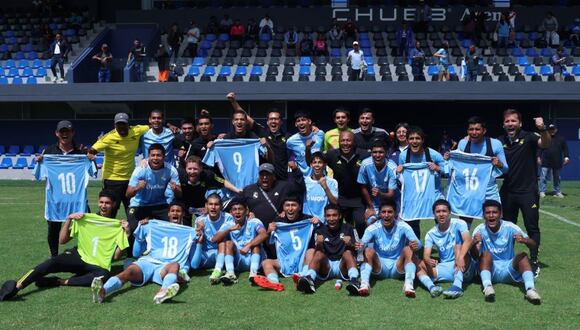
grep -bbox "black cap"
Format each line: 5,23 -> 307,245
56,120 -> 73,131
114,112 -> 129,124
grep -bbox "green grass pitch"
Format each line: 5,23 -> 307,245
0,180 -> 579,329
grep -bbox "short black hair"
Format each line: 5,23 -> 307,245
150,109 -> 163,117
206,193 -> 222,204
148,143 -> 165,154
181,117 -> 195,126
333,107 -> 350,119
370,139 -> 387,151
406,126 -> 426,140
310,151 -> 327,164
324,204 -> 341,213
482,200 -> 502,213
282,195 -> 301,205
227,197 -> 247,211
467,116 -> 486,129
294,111 -> 311,121
379,199 -> 398,212
98,190 -> 117,204
169,201 -> 186,212
197,113 -> 213,124
432,199 -> 451,212
503,108 -> 522,122
232,109 -> 247,119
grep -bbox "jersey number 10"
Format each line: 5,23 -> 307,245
58,172 -> 76,194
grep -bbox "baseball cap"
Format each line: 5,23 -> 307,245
259,163 -> 275,174
56,120 -> 73,131
353,41 -> 359,46
114,112 -> 129,124
548,124 -> 557,129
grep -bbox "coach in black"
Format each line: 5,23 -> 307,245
326,131 -> 367,237
498,109 -> 551,277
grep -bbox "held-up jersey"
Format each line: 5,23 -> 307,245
133,219 -> 197,271
219,218 -> 265,250
35,154 -> 96,222
194,212 -> 234,251
202,139 -> 265,197
424,218 -> 469,263
356,157 -> 397,211
400,162 -> 443,221
303,176 -> 338,222
270,220 -> 314,276
361,220 -> 421,260
140,128 -> 176,166
128,163 -> 180,207
70,214 -> 129,270
286,130 -> 325,176
447,151 -> 503,218
472,220 -> 527,261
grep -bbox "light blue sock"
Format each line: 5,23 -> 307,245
215,253 -> 225,271
300,265 -> 309,276
453,270 -> 464,288
161,273 -> 177,289
103,276 -> 123,295
404,263 -> 416,282
418,275 -> 434,290
522,271 -> 535,290
224,255 -> 235,273
250,253 -> 261,274
480,270 -> 492,288
361,262 -> 372,283
306,269 -> 317,280
266,273 -> 280,284
191,243 -> 203,269
347,267 -> 359,280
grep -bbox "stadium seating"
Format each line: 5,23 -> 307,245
12,157 -> 28,169
0,146 -> 5,155
0,157 -> 13,169
6,145 -> 19,156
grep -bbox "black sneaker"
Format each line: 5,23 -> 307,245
297,276 -> 316,294
0,280 -> 18,301
346,280 -> 361,296
531,261 -> 540,278
35,277 -> 61,288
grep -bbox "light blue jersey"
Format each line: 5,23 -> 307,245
447,151 -> 503,218
424,218 -> 469,263
361,221 -> 421,260
140,128 -> 175,165
219,218 -> 265,250
472,220 -> 527,261
34,154 -> 96,222
400,163 -> 443,221
202,139 -> 265,197
128,163 -> 180,207
303,176 -> 338,222
133,220 -> 197,271
356,157 -> 397,211
270,220 -> 314,276
435,48 -> 449,66
195,212 -> 234,251
286,130 -> 325,176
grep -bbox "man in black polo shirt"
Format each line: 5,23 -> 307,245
498,109 -> 551,277
352,109 -> 389,156
173,117 -> 197,168
190,113 -> 216,160
37,120 -> 88,257
254,109 -> 290,181
326,131 -> 367,237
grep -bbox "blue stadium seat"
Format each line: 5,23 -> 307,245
218,33 -> 229,42
27,52 -> 38,60
0,146 -> 4,154
204,66 -> 216,76
448,65 -> 456,75
219,66 -> 231,76
18,60 -> 29,69
299,56 -> 311,66
427,65 -> 439,76
44,59 -> 52,69
22,43 -> 34,52
299,66 -> 311,76
540,65 -> 553,76
6,145 -> 19,156
38,145 -> 47,154
35,67 -> 47,77
367,65 -> 375,75
4,31 -> 15,38
0,77 -> 7,84
4,59 -> 15,69
541,48 -> 553,57
364,56 -> 374,65
572,65 -> 580,76
13,157 -> 28,169
21,145 -> 34,156
12,77 -> 23,84
31,59 -> 43,69
511,48 -> 524,57
235,66 -> 247,76
205,34 -> 217,42
22,67 -> 33,76
359,32 -> 369,40
187,66 -> 200,76
0,44 -> 8,53
526,48 -> 538,58
0,157 -> 13,169
359,40 -> 371,48
200,40 -> 213,50
515,32 -> 526,41
330,48 -> 341,57
250,66 -> 263,76
26,76 -> 37,84
461,39 -> 472,48
13,52 -> 24,60
192,57 -> 205,66
524,65 -> 537,76
259,33 -> 271,42
6,68 -> 18,77
518,57 -> 529,66
528,32 -> 539,41
28,157 -> 36,169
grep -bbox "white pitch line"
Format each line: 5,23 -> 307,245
539,209 -> 580,228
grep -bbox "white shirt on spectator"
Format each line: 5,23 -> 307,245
348,49 -> 364,70
187,27 -> 200,44
54,42 -> 61,55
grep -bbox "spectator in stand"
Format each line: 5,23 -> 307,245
328,22 -> 343,43
299,33 -> 314,57
569,18 -> 580,47
49,33 -> 69,83
167,23 -> 182,58
206,16 -> 219,35
507,6 -> 517,30
342,18 -> 358,42
92,43 -> 113,83
542,12 -> 559,47
246,18 -> 259,41
155,44 -> 171,82
414,0 -> 432,33
538,124 -> 570,198
347,41 -> 364,81
551,46 -> 566,81
389,122 -> 409,164
259,14 -> 274,36
434,41 -> 450,81
395,23 -> 414,59
127,39 -> 146,82
284,27 -> 299,51
496,14 -> 511,51
186,21 -> 200,58
219,14 -> 233,34
409,41 -> 425,81
229,19 -> 245,43
314,34 -> 328,58
465,45 -> 480,82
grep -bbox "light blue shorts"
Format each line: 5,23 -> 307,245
492,258 -> 522,284
318,259 -> 347,281
131,259 -> 166,286
435,258 -> 478,283
373,257 -> 404,279
198,249 -> 217,269
234,250 -> 252,272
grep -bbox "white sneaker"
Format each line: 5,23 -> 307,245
52,77 -> 58,83
483,285 -> 495,302
403,282 -> 416,298
539,192 -> 546,198
59,78 -> 66,83
554,192 -> 564,198
178,269 -> 190,283
154,283 -> 180,304
91,276 -> 104,303
525,288 -> 541,305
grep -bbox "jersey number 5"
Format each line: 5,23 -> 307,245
290,230 -> 302,251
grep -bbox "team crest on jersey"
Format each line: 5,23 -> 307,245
336,160 -> 342,165
356,160 -> 362,166
252,192 -> 258,199
129,208 -> 135,214
282,137 -> 286,142
274,192 -> 279,196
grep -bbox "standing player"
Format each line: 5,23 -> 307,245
303,152 -> 338,222
498,110 -> 550,276
91,202 -> 195,304
416,200 -> 476,299
296,205 -> 359,295
356,199 -> 421,297
471,200 -> 541,304
353,108 -> 389,156
211,199 -> 269,284
0,191 -> 129,301
323,107 -> 351,151
190,113 -> 216,159
140,110 -> 176,166
190,194 -> 234,284
286,111 -> 325,176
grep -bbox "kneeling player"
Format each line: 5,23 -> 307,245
356,199 -> 421,297
0,191 -> 129,301
91,202 -> 196,304
417,199 -> 476,299
296,205 -> 359,294
190,194 -> 234,284
471,200 -> 541,304
212,198 -> 268,285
